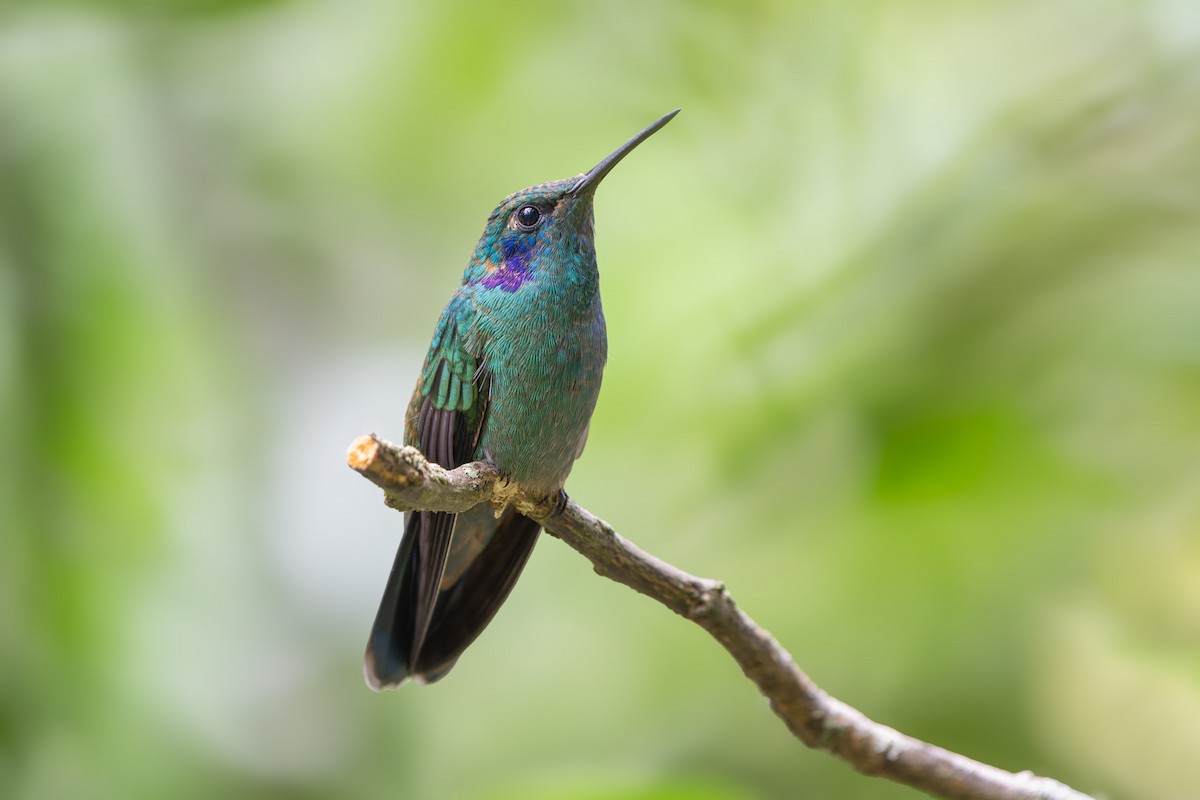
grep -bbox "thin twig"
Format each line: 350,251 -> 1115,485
346,433 -> 1097,800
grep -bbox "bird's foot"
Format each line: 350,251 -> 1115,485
512,488 -> 568,520
551,489 -> 569,517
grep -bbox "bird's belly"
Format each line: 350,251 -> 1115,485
480,326 -> 605,496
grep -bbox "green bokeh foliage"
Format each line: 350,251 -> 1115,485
2,1 -> 1199,798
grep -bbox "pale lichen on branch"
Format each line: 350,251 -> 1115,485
346,433 -> 1096,800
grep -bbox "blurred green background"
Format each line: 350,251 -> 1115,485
3,1 -> 1199,798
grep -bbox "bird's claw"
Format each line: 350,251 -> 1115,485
551,489 -> 569,517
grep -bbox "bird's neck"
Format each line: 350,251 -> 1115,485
540,233 -> 600,317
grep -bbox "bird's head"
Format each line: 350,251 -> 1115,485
468,110 -> 678,294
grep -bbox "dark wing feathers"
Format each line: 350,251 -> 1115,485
365,300 -> 542,688
364,303 -> 483,690
406,393 -> 461,662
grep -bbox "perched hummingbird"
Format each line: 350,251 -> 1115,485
365,110 -> 679,689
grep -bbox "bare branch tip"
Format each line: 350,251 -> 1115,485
346,434 -> 381,471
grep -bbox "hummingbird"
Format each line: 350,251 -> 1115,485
365,109 -> 679,689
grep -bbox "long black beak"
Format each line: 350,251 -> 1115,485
569,109 -> 679,196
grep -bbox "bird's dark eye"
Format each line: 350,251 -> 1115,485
515,204 -> 542,230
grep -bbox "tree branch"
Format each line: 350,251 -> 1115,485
346,433 -> 1097,800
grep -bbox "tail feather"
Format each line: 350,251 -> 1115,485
363,505 -> 541,689
415,508 -> 541,678
364,508 -> 455,690
363,521 -> 415,689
